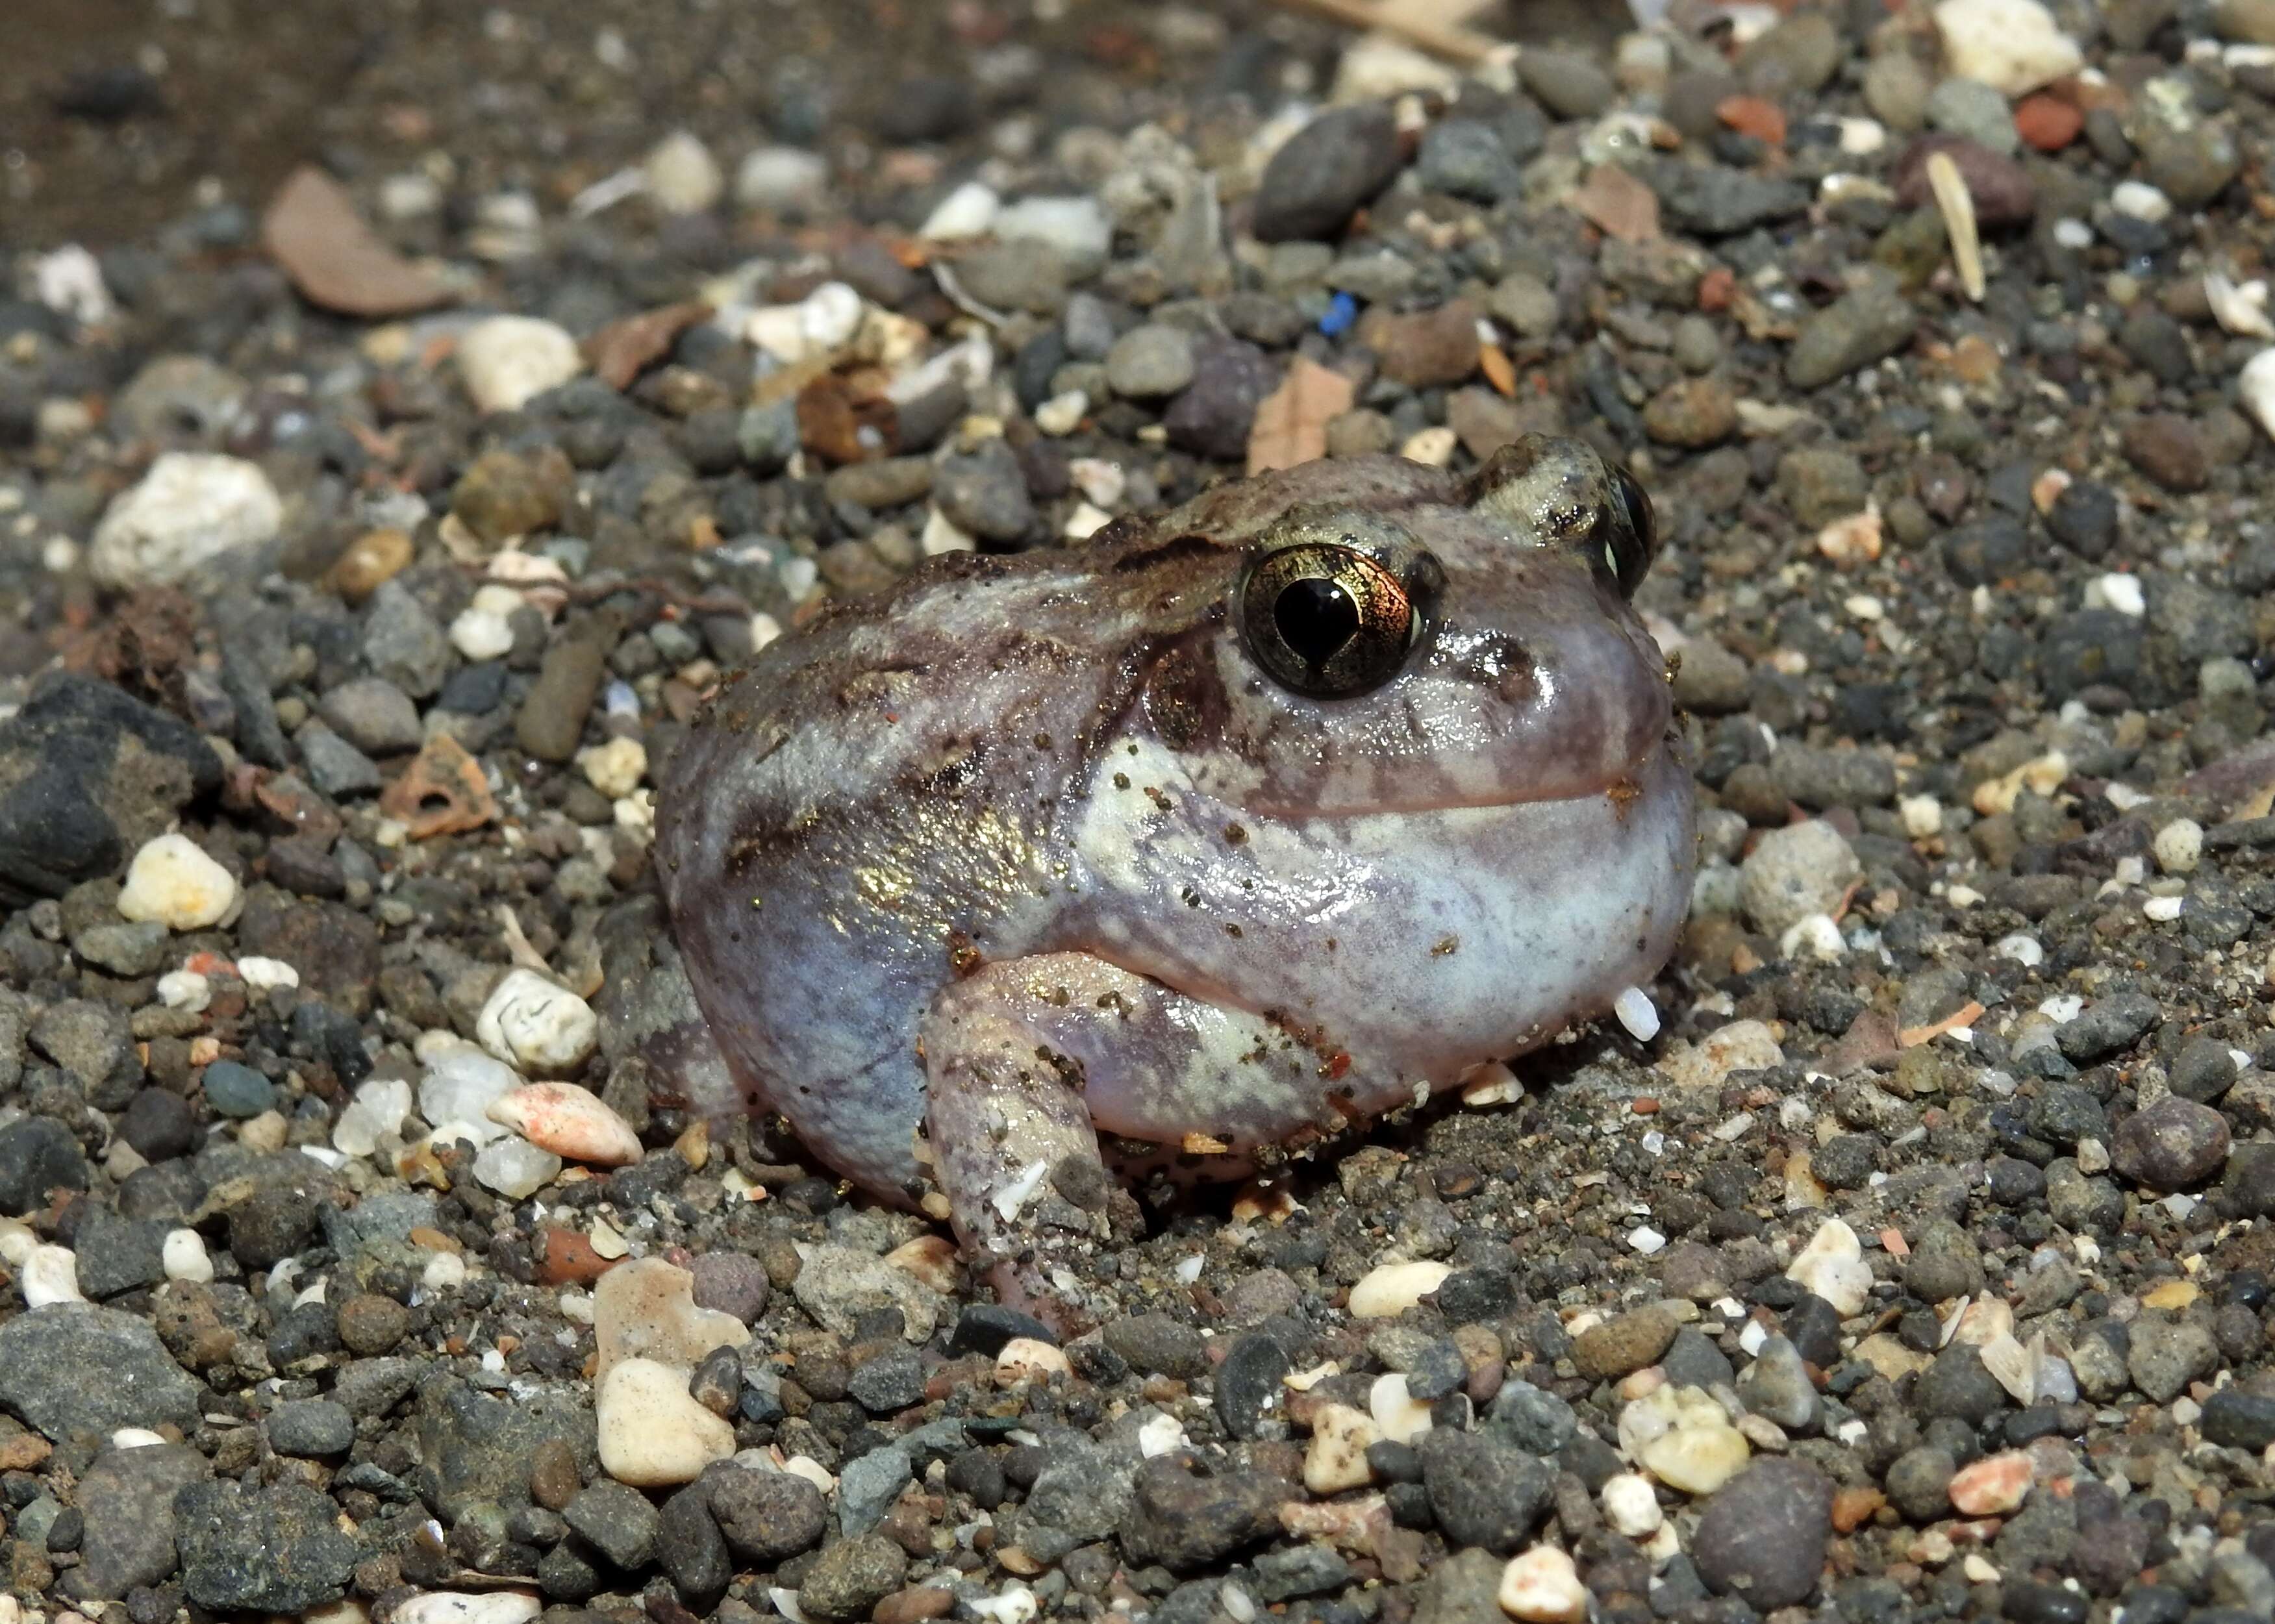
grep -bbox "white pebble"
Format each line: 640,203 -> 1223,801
1898,794 -> 1943,838
2153,818 -> 2202,876
1786,1218 -> 1872,1317
89,453 -> 283,590
418,1044 -> 523,1148
1600,1473 -> 1663,1538
1369,1372 -> 1436,1445
1498,1546 -> 1589,1623
1837,117 -> 1885,156
392,1591 -> 542,1624
798,282 -> 864,352
1994,934 -> 2044,967
1136,1412 -> 1188,1458
473,1136 -> 563,1199
2111,181 -> 2172,223
458,316 -> 584,414
1400,426 -> 1459,468
995,196 -> 1114,279
1613,986 -> 1660,1042
117,834 -> 240,931
2143,895 -> 2183,923
1932,0 -> 2081,97
162,1228 -> 214,1283
1034,391 -> 1088,436
21,1245 -> 83,1307
333,1077 -> 414,1157
110,1428 -> 169,1450
920,181 -> 1001,242
421,1250 -> 469,1294
1628,1225 -> 1666,1256
477,968 -> 599,1077
1068,458 -> 1125,508
644,131 -> 723,214
156,970 -> 210,1012
1348,1259 -> 1453,1318
487,1082 -> 644,1166
2052,218 -> 2094,249
597,1357 -> 738,1486
236,956 -> 298,991
996,1338 -> 1071,1380
577,736 -> 647,799
966,1586 -> 1038,1624
1779,913 -> 1846,962
449,607 -> 516,662
2092,573 -> 2145,616
735,146 -> 829,212
2241,348 -> 2275,442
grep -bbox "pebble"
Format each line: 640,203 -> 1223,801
1740,821 -> 1861,936
1419,1429 -> 1553,1553
1252,103 -> 1402,243
1516,49 -> 1616,119
933,439 -> 1036,543
1496,1547 -> 1587,1623
1621,1384 -> 1752,1495
645,131 -> 723,214
1104,325 -> 1195,399
1946,1449 -> 2032,1515
594,1356 -> 737,1486
199,1058 -> 275,1118
737,146 -> 827,210
1787,1219 -> 1872,1317
2110,1097 -> 2230,1190
800,1534 -> 909,1621
162,1228 -> 213,1282
1350,1259 -> 1453,1318
0,1302 -> 201,1440
88,453 -> 283,589
476,968 -> 600,1076
393,1595 -> 541,1624
1304,1403 -> 1380,1493
1926,77 -> 2020,155
1786,281 -> 1917,390
1571,1305 -> 1678,1381
709,1464 -> 829,1562
472,1136 -> 562,1198
997,197 -> 1113,280
1932,0 -> 2083,96
116,837 -> 240,923
457,316 -> 584,414
2055,992 -> 2160,1063
488,1081 -> 643,1165
594,1256 -> 748,1374
1690,1459 -> 1833,1610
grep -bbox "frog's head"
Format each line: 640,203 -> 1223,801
1138,436 -> 1676,817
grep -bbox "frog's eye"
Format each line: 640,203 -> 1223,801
1238,542 -> 1427,699
1592,466 -> 1657,598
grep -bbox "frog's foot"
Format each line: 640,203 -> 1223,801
921,952 -> 1374,1330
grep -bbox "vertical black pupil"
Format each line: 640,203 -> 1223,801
1275,577 -> 1359,666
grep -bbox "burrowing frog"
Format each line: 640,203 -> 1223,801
644,436 -> 1694,1321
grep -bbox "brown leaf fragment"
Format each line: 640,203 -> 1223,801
583,301 -> 713,391
262,165 -> 451,318
1572,164 -> 1661,245
1247,356 -> 1356,475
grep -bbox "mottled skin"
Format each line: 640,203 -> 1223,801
652,438 -> 1694,1324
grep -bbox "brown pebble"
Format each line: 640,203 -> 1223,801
336,1292 -> 411,1356
874,1588 -> 955,1624
329,529 -> 414,604
2120,412 -> 2209,493
1357,300 -> 1481,390
530,1437 -> 581,1510
515,610 -> 622,763
535,1225 -> 620,1286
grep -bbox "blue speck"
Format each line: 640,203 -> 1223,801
1320,292 -> 1357,338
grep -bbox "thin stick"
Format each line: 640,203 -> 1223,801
1270,0 -> 1502,64
1924,151 -> 1985,304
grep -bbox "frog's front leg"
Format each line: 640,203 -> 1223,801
922,952 -> 1366,1330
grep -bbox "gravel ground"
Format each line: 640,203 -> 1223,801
4,3 -> 2275,1623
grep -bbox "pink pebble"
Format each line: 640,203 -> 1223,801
486,1082 -> 643,1166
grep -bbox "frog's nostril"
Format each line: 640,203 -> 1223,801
1274,577 -> 1360,666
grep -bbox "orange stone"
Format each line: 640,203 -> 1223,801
1831,1486 -> 1886,1532
1716,94 -> 1787,147
536,1225 -> 621,1286
1698,266 -> 1737,312
2015,94 -> 2083,153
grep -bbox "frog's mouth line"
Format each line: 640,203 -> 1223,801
1220,726 -> 1688,823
